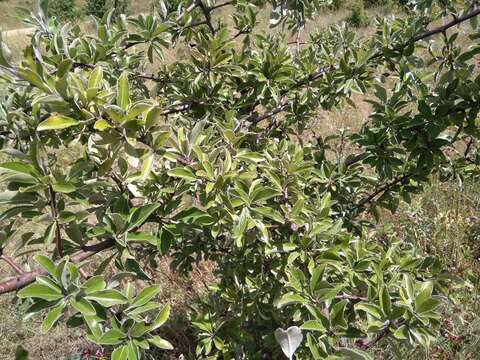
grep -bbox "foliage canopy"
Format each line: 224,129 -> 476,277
0,0 -> 480,358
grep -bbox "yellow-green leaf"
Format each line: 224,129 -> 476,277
37,115 -> 79,131
94,119 -> 112,131
167,167 -> 196,181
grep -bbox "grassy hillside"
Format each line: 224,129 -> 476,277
0,0 -> 152,30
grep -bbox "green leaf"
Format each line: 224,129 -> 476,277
379,286 -> 392,316
300,320 -> 326,332
82,276 -> 106,294
35,255 -> 56,277
330,300 -> 348,329
236,151 -> 264,163
127,302 -> 160,316
94,119 -> 112,131
127,232 -> 158,245
14,345 -> 29,360
393,325 -> 409,340
128,203 -> 161,231
416,298 -> 441,313
17,284 -> 63,301
148,336 -> 174,350
167,167 -> 196,181
153,131 -> 170,149
98,329 -> 125,345
117,72 -> 130,111
0,191 -> 38,204
111,345 -> 128,360
233,207 -> 250,248
126,341 -> 140,360
0,32 -> 12,67
86,289 -> 128,307
41,301 -> 66,333
338,347 -> 373,360
43,222 -> 57,245
151,304 -> 170,330
130,322 -> 151,338
145,107 -> 162,129
52,182 -> 76,194
37,115 -> 79,131
0,162 -> 38,177
355,303 -> 383,319
309,266 -> 323,293
140,153 -> 154,180
252,207 -> 284,223
129,285 -> 161,309
88,66 -> 104,90
276,293 -> 305,308
71,298 -> 97,316
415,282 -> 434,311
84,315 -> 103,340
17,68 -> 51,93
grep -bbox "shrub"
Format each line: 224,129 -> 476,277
84,0 -> 107,18
364,0 -> 391,7
329,0 -> 346,11
84,0 -> 128,18
48,0 -> 76,20
347,2 -> 370,27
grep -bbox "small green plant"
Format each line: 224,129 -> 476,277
364,0 -> 391,7
84,0 -> 107,18
49,0 -> 76,20
17,256 -> 173,357
329,0 -> 346,11
111,0 -> 128,17
84,0 -> 128,18
347,2 -> 370,27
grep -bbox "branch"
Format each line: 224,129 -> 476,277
358,323 -> 391,349
110,173 -> 136,207
246,7 -> 480,125
0,254 -> 25,275
48,185 -> 63,257
209,0 -> 234,11
335,293 -> 367,302
464,136 -> 474,158
248,100 -> 289,124
161,103 -> 191,115
350,172 -> 412,212
198,0 -> 216,35
0,238 -> 115,295
176,1 -> 201,22
410,7 -> 480,43
357,319 -> 406,350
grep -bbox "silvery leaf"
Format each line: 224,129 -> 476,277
274,326 -> 303,359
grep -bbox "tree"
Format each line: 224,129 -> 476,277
0,0 -> 479,358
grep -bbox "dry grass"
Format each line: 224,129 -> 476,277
0,0 -> 36,30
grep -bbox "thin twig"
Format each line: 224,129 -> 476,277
0,238 -> 116,295
209,0 -> 234,12
198,0 -> 216,35
350,172 -> 412,212
335,293 -> 368,302
48,185 -> 63,257
0,254 -> 25,275
176,1 -> 200,22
